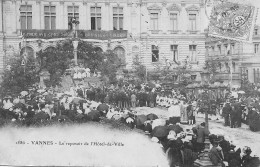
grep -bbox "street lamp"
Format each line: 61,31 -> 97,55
193,70 -> 222,167
200,71 -> 211,130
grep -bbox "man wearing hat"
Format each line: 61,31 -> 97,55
222,102 -> 232,126
209,141 -> 224,166
195,122 -> 210,153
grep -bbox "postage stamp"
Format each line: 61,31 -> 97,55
207,0 -> 258,42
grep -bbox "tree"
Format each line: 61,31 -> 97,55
204,59 -> 220,83
0,54 -> 39,96
37,40 -> 121,86
1,40 -> 122,93
36,41 -> 72,87
132,55 -> 146,83
99,50 -> 122,84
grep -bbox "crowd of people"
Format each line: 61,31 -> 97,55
220,95 -> 260,131
0,82 -> 260,167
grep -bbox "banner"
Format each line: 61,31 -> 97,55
21,30 -> 128,40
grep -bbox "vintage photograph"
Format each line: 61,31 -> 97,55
0,0 -> 260,166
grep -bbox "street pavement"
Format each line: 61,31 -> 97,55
133,106 -> 260,157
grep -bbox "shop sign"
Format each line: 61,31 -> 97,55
21,30 -> 128,40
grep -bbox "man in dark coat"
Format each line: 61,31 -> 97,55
181,142 -> 198,167
209,141 -> 224,166
195,122 -> 210,153
230,104 -> 237,128
222,102 -> 232,126
236,103 -> 243,127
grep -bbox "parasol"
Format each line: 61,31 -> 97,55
135,114 -> 147,126
97,103 -> 109,112
20,91 -> 28,96
238,90 -> 245,94
111,114 -> 122,120
152,126 -> 169,138
146,113 -> 158,120
87,110 -> 101,122
167,124 -> 183,134
14,103 -> 26,109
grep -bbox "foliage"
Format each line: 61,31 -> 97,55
1,40 -> 122,93
204,59 -> 221,83
0,54 -> 39,96
99,50 -> 122,84
77,41 -> 105,72
37,40 -> 121,86
132,55 -> 146,82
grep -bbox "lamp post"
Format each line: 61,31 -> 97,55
70,17 -> 80,66
193,70 -> 223,167
200,71 -> 211,130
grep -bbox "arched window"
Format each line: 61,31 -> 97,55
20,46 -> 34,58
114,46 -> 125,64
94,47 -> 103,53
44,46 -> 56,52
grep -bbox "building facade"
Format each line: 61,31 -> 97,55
205,25 -> 260,87
0,0 -> 207,78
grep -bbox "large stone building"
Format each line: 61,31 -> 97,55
205,25 -> 260,87
0,0 -> 207,78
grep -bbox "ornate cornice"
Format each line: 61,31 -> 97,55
186,5 -> 200,12
147,4 -> 162,13
36,0 -> 41,5
162,2 -> 167,7
167,3 -> 181,12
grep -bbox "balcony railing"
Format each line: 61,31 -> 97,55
168,30 -> 180,34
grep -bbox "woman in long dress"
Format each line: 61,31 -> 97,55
180,100 -> 188,124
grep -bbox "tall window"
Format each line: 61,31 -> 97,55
44,5 -> 56,30
113,7 -> 123,30
150,13 -> 158,30
189,45 -> 197,62
152,45 -> 159,62
231,43 -> 235,54
254,43 -> 259,54
189,14 -> 196,31
20,5 -> 32,29
218,45 -> 221,55
224,44 -> 228,55
91,7 -> 101,30
256,68 -> 260,83
253,68 -> 260,83
254,29 -> 258,35
211,46 -> 215,55
170,45 -> 178,61
68,6 -> 79,30
170,13 -> 178,31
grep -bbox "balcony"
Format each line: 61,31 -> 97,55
215,73 -> 240,80
168,30 -> 180,34
187,30 -> 199,34
150,30 -> 161,34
